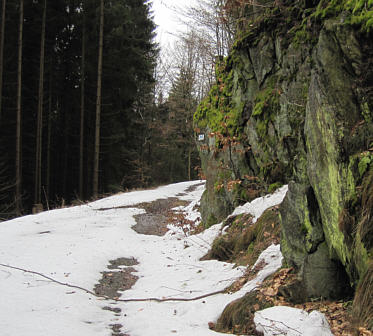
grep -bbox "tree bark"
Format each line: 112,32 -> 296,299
188,147 -> 191,181
79,0 -> 86,199
46,59 -> 52,201
15,0 -> 23,215
0,0 -> 6,125
93,0 -> 104,198
35,0 -> 47,205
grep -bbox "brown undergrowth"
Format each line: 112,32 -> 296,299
213,264 -> 361,335
203,206 -> 281,265
205,206 -> 370,336
353,261 -> 373,333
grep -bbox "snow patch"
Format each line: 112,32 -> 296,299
231,185 -> 288,222
242,244 -> 283,292
0,181 -> 329,336
254,306 -> 333,336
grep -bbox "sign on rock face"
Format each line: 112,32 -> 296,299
198,134 -> 205,141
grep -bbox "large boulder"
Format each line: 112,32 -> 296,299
194,1 -> 373,304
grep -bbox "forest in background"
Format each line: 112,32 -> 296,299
0,0 -> 239,219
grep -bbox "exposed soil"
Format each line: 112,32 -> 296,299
107,258 -> 138,269
132,197 -> 189,236
175,181 -> 205,196
94,258 -> 139,336
109,323 -> 129,336
96,205 -> 135,211
185,181 -> 205,193
92,183 -> 204,335
94,258 -> 139,299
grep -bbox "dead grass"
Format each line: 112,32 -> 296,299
208,205 -> 371,336
358,169 -> 373,250
215,265 -> 360,336
213,290 -> 272,335
353,261 -> 373,332
204,206 -> 281,266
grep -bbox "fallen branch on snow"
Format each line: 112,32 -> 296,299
255,317 -> 302,335
0,262 -> 227,303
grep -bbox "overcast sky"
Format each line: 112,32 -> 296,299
151,0 -> 195,48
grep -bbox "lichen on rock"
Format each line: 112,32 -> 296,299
194,0 -> 373,326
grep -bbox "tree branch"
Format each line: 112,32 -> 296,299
0,262 -> 228,303
256,314 -> 303,335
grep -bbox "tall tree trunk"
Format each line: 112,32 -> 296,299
79,0 -> 86,199
0,0 -> 6,125
15,0 -> 23,215
188,147 -> 191,181
46,59 -> 52,201
35,0 -> 47,205
93,0 -> 104,198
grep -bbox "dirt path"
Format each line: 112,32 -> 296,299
132,197 -> 188,236
94,258 -> 139,336
93,183 -> 204,336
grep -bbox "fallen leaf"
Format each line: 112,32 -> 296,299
208,322 -> 215,330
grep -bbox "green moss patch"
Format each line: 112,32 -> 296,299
205,214 -> 218,228
268,182 -> 283,194
312,0 -> 373,32
252,86 -> 280,118
194,58 -> 243,137
252,80 -> 280,138
358,152 -> 373,177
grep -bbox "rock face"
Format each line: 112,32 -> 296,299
194,0 -> 373,303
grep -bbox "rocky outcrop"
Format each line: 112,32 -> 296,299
194,0 -> 373,307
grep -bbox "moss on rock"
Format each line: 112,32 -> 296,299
195,0 -> 373,315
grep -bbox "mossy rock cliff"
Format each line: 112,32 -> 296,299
194,0 -> 373,319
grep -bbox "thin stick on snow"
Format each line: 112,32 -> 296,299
256,317 -> 302,335
0,263 -> 228,303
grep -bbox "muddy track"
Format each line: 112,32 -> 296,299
93,184 -> 204,336
132,197 -> 188,236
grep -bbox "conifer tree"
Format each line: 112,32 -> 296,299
15,0 -> 23,215
0,0 -> 6,125
0,0 -> 158,216
79,0 -> 86,199
34,0 -> 46,206
93,0 -> 104,198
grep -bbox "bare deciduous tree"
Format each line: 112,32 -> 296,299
180,0 -> 236,57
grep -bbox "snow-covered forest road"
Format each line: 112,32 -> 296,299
0,181 -> 332,336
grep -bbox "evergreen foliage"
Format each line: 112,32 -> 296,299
0,0 -> 158,216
